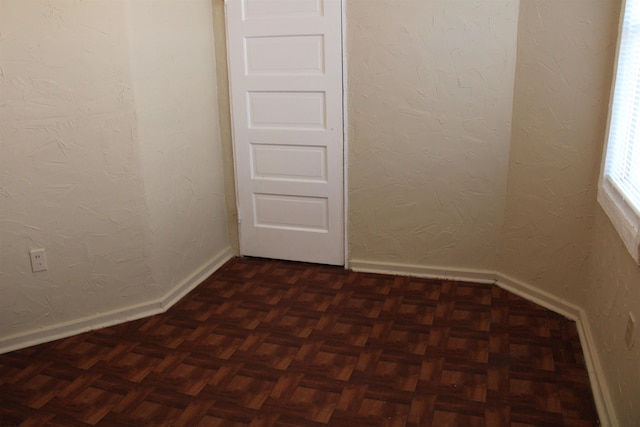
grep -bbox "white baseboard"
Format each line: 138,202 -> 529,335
349,259 -> 496,284
161,247 -> 235,310
574,309 -> 618,427
493,274 -> 617,425
349,258 -> 616,427
0,247 -> 234,355
494,272 -> 580,320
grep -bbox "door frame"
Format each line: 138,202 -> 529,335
340,0 -> 349,269
223,0 -> 349,266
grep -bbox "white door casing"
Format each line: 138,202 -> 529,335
225,0 -> 344,265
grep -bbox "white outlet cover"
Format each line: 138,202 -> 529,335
29,248 -> 48,272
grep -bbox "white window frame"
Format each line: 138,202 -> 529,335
598,0 -> 640,264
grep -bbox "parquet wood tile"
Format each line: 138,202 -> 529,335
0,257 -> 599,426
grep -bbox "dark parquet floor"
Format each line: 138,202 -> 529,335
0,257 -> 599,426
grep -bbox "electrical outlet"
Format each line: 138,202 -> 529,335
29,248 -> 47,272
625,312 -> 636,350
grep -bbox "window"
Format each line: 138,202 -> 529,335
599,0 -> 640,263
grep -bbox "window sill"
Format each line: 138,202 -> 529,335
598,178 -> 640,264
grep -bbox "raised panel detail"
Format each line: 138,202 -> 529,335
242,0 -> 323,19
248,92 -> 326,130
245,35 -> 324,75
254,194 -> 328,232
251,144 -> 327,181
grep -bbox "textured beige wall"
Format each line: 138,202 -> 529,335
501,1 -> 640,424
212,0 -> 240,254
346,0 -> 519,270
499,0 -> 619,304
587,209 -> 640,426
128,0 -> 230,291
345,1 -> 638,422
0,1 -> 153,336
0,0 -> 230,340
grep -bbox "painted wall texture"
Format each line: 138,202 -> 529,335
499,0 -> 619,304
127,0 -> 230,290
0,0 -> 229,340
346,0 -> 518,271
212,0 -> 240,254
587,209 -> 640,425
345,0 -> 637,423
501,1 -> 640,425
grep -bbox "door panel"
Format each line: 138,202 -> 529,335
247,91 -> 326,130
243,0 -> 324,19
250,144 -> 327,181
245,35 -> 325,75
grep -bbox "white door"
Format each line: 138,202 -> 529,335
226,0 -> 344,265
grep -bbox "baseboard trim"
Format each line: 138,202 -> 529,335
574,309 -> 618,427
0,247 -> 234,355
492,274 -> 620,426
349,259 -> 496,284
161,247 -> 235,310
494,272 -> 580,320
349,258 -> 616,427
493,272 -> 618,426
